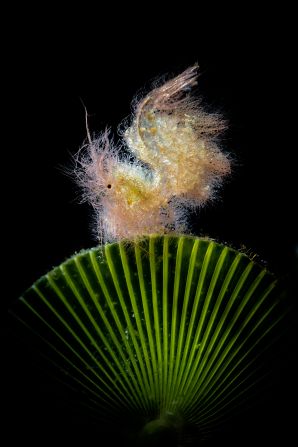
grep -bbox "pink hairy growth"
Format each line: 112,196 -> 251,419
75,66 -> 231,243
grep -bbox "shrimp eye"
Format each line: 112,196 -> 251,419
107,184 -> 112,189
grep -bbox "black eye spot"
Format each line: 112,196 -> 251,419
107,184 -> 112,189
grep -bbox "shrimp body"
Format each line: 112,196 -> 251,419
76,66 -> 231,242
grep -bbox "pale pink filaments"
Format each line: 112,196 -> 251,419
75,66 -> 231,243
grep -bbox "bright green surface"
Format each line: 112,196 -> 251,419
11,235 -> 284,439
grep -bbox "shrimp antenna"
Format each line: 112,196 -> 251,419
79,97 -> 92,145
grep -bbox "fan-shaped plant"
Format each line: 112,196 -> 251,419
10,235 -> 286,444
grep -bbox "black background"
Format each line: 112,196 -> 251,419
7,7 -> 297,446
